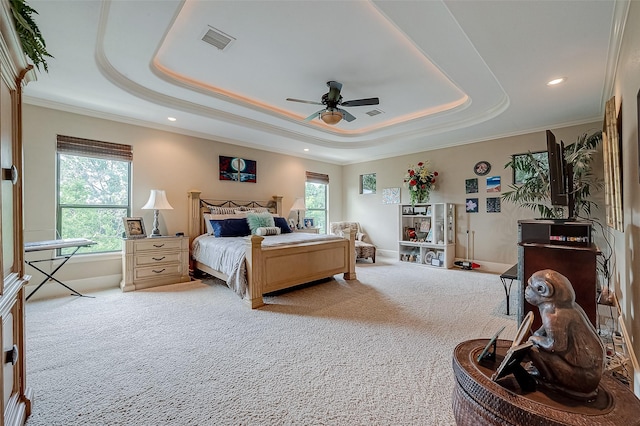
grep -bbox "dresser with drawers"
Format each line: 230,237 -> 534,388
120,236 -> 190,291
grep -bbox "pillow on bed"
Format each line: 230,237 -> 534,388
255,226 -> 281,236
203,213 -> 214,235
210,218 -> 251,237
273,217 -> 292,233
246,212 -> 275,235
209,206 -> 237,215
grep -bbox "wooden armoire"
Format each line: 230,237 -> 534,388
0,0 -> 36,424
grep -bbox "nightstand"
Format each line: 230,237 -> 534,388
120,235 -> 190,292
294,228 -> 319,234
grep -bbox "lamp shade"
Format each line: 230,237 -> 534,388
290,197 -> 306,212
142,189 -> 173,210
320,109 -> 343,125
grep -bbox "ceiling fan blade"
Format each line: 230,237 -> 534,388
327,81 -> 342,91
341,97 -> 379,107
337,108 -> 356,122
326,81 -> 342,103
286,98 -> 323,106
304,110 -> 324,121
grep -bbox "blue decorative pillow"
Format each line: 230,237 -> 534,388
246,212 -> 275,235
273,217 -> 292,233
210,218 -> 251,237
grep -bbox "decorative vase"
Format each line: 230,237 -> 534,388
410,188 -> 430,206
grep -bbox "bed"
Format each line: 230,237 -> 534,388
187,190 -> 356,308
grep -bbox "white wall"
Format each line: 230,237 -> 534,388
611,0 -> 640,394
22,105 -> 343,298
343,122 -> 603,272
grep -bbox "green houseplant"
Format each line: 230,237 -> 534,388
9,0 -> 51,72
502,131 -> 603,219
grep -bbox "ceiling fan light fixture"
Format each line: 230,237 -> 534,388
320,110 -> 343,125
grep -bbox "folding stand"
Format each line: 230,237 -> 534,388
499,264 -> 518,315
25,238 -> 97,301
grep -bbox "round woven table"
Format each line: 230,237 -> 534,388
452,339 -> 640,426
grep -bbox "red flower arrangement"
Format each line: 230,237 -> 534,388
403,161 -> 438,206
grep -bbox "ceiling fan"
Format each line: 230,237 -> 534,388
286,81 -> 379,125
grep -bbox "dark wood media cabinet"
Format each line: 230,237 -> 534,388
517,220 -> 598,330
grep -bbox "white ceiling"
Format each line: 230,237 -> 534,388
23,0 -> 627,165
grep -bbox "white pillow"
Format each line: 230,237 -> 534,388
203,213 -> 214,235
255,226 -> 281,236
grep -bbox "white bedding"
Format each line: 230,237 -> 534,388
192,233 -> 343,297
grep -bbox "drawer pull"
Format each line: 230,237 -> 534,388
152,269 -> 166,274
4,345 -> 18,365
152,256 -> 166,261
153,244 -> 165,248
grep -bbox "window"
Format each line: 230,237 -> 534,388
360,173 -> 376,194
305,171 -> 329,234
56,135 -> 132,254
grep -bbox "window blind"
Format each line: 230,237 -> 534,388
56,135 -> 133,162
306,171 -> 329,184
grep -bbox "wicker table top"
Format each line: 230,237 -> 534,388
452,339 -> 640,426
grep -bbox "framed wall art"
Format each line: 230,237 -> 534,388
466,198 -> 479,213
219,156 -> 257,183
382,187 -> 401,204
487,197 -> 501,213
465,178 -> 478,194
486,176 -> 501,193
360,173 -> 376,194
474,161 -> 491,176
511,151 -> 547,185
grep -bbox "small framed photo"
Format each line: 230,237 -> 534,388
123,217 -> 146,238
303,218 -> 314,228
402,206 -> 414,215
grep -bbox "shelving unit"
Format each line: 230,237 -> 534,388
399,203 -> 455,268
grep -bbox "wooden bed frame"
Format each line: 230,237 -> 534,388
187,190 -> 356,308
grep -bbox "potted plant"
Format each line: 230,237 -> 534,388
10,0 -> 52,72
502,131 -> 603,219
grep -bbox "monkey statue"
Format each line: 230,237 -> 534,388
524,269 -> 605,400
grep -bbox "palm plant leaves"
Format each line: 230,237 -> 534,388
9,0 -> 52,72
502,131 -> 602,219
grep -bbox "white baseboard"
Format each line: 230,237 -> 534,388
453,258 -> 513,274
618,313 -> 640,397
378,250 -> 513,274
24,274 -> 121,301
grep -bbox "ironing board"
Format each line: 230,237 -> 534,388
25,238 -> 96,300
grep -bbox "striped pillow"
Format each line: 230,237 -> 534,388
255,226 -> 281,236
210,206 -> 237,215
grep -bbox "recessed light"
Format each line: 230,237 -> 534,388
303,148 -> 310,152
167,117 -> 177,122
547,78 -> 566,86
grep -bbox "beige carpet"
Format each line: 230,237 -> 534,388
25,259 -> 516,426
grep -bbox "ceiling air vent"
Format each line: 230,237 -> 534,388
201,26 -> 235,51
366,109 -> 384,117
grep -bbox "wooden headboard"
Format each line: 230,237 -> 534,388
187,190 -> 283,245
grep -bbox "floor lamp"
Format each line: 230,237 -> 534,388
142,189 -> 174,237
